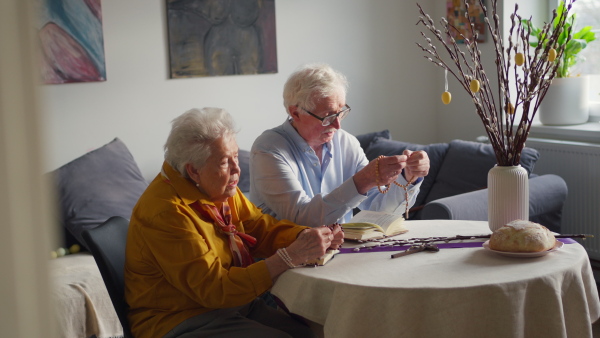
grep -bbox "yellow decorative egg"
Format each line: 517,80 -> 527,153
50,251 -> 58,259
506,102 -> 515,115
70,244 -> 81,254
470,79 -> 480,93
515,53 -> 525,66
441,91 -> 452,104
548,48 -> 557,62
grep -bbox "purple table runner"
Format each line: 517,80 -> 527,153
338,238 -> 577,254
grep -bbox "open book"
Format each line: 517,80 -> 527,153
342,210 -> 408,240
305,249 -> 339,266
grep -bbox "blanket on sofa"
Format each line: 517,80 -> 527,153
50,253 -> 123,338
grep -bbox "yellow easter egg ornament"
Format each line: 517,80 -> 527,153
515,53 -> 525,66
470,79 -> 480,93
506,102 -> 515,115
441,91 -> 452,104
70,244 -> 81,254
548,48 -> 557,62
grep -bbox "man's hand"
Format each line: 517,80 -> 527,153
403,150 -> 429,181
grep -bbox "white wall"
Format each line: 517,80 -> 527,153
428,0 -> 557,143
431,1 -> 496,143
40,0 -> 441,180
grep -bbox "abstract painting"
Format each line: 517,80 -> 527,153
446,0 -> 486,43
166,0 -> 278,78
36,0 -> 106,84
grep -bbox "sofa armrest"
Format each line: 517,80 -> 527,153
420,174 -> 567,232
421,189 -> 488,221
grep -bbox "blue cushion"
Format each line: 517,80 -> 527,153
355,130 -> 391,151
238,149 -> 250,193
50,138 -> 148,250
424,139 -> 540,204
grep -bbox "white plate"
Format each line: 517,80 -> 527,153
482,240 -> 564,258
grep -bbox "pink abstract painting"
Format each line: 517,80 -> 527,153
37,0 -> 106,84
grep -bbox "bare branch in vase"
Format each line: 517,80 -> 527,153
415,0 -> 576,166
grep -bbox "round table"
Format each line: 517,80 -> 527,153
271,220 -> 600,338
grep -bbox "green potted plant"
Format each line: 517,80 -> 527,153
523,1 -> 596,78
523,0 -> 597,125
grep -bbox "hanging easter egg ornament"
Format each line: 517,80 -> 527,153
548,48 -> 557,62
70,244 -> 81,254
442,69 -> 452,104
442,91 -> 452,104
515,52 -> 525,66
506,102 -> 515,115
470,79 -> 480,93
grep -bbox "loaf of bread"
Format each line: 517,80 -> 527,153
489,220 -> 556,252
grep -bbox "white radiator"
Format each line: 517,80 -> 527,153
526,137 -> 600,259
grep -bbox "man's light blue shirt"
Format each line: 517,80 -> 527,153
249,119 -> 422,227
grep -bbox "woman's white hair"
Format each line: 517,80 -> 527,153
283,63 -> 349,115
164,107 -> 237,178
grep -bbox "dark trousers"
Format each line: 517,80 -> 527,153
163,298 -> 316,338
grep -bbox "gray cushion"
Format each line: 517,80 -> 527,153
364,137 -> 449,209
50,138 -> 148,250
238,149 -> 250,193
424,139 -> 539,204
355,130 -> 391,151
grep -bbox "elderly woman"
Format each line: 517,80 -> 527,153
125,108 -> 342,338
250,63 -> 430,227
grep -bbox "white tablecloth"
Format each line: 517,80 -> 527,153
271,220 -> 600,338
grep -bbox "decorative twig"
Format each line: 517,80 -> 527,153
405,233 -> 593,245
416,0 -> 576,166
351,233 -> 593,252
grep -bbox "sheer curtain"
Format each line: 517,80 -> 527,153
569,0 -> 600,121
0,0 -> 58,337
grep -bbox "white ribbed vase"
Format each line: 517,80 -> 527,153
487,165 -> 529,232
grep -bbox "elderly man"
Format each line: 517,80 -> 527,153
250,63 -> 430,227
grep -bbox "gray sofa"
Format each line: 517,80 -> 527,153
49,138 -> 146,338
48,133 -> 567,337
353,130 -> 567,232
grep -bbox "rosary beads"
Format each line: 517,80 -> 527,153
375,155 -> 392,194
375,155 -> 414,219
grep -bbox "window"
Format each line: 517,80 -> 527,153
564,0 -> 600,75
551,0 -> 600,121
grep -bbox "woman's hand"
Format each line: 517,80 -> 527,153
285,227 -> 333,265
265,226 -> 340,280
328,223 -> 344,250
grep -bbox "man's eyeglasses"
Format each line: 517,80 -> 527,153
298,104 -> 351,126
